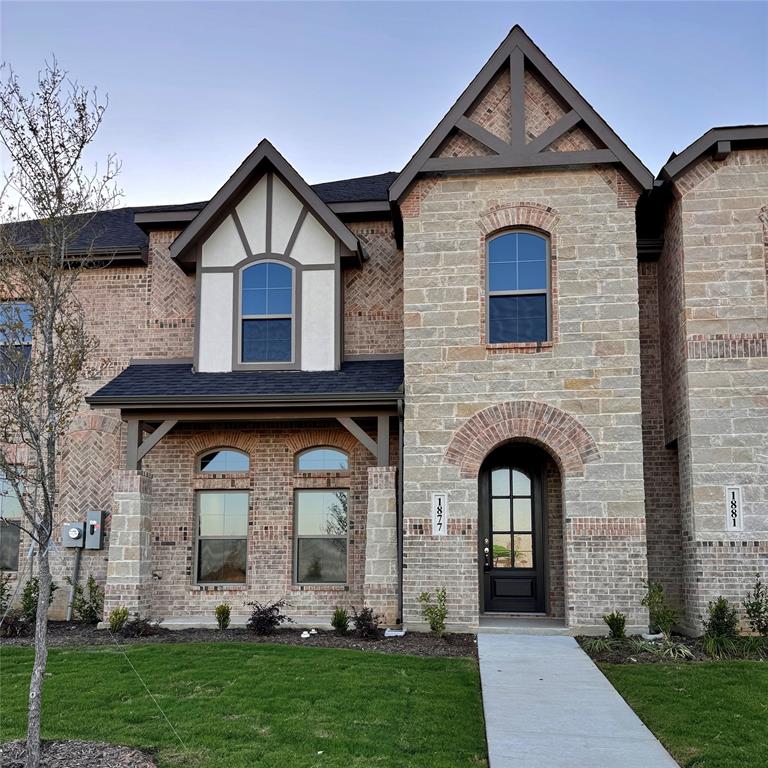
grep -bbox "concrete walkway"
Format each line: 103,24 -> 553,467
478,634 -> 679,767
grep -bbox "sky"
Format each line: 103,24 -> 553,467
1,0 -> 766,207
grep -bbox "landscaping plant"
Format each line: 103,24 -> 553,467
119,615 -> 162,638
744,573 -> 768,636
331,606 -> 349,635
215,603 -> 231,631
352,606 -> 380,639
602,610 -> 626,640
68,574 -> 104,625
20,578 -> 58,625
641,580 -> 677,636
0,572 -> 11,615
703,596 -> 739,638
108,606 -> 129,634
418,588 -> 448,637
246,599 -> 290,635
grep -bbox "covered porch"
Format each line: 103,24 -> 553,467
86,360 -> 403,627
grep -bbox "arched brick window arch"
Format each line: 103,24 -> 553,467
445,400 -> 600,479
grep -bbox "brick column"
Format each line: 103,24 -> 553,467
103,470 -> 153,619
363,466 -> 399,625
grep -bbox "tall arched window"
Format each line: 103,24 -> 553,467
487,231 -> 549,343
240,261 -> 293,362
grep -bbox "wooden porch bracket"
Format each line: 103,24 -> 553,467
126,418 -> 178,470
337,416 -> 390,466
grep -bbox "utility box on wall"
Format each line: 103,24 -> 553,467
62,522 -> 86,548
85,510 -> 106,550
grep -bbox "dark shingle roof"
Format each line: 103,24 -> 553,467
87,359 -> 404,406
3,171 -> 396,255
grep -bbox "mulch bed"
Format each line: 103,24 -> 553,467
0,740 -> 156,767
576,635 -> 707,664
1,621 -> 478,658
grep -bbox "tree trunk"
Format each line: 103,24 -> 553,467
25,548 -> 52,768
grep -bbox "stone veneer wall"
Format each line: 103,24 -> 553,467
400,167 -> 649,630
670,149 -> 768,630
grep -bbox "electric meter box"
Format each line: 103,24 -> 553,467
85,510 -> 106,550
62,522 -> 86,548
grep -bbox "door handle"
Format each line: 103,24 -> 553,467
483,538 -> 490,569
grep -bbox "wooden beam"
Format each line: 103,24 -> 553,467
509,48 -> 526,151
126,419 -> 140,471
422,148 -> 618,173
337,417 -> 377,459
136,419 -> 178,464
121,407 -> 398,423
455,116 -> 509,156
525,110 -> 581,153
713,140 -> 731,161
376,415 -> 390,466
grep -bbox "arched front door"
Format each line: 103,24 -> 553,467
480,445 -> 547,613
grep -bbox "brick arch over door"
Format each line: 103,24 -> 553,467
445,400 -> 600,478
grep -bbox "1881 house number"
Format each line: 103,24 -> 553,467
725,486 -> 744,531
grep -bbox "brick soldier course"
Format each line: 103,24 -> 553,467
1,26 -> 765,634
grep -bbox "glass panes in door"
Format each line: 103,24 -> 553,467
489,467 -> 535,569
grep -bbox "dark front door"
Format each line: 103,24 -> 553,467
481,447 -> 546,613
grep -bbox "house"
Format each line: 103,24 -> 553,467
1,26 -> 766,633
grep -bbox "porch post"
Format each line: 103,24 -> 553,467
103,470 -> 153,621
363,466 -> 399,625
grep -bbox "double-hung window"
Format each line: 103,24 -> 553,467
487,231 -> 549,343
0,302 -> 33,385
240,262 -> 293,363
196,491 -> 249,584
295,489 -> 348,584
0,471 -> 22,571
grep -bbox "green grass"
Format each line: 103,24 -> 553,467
0,643 -> 486,768
601,661 -> 768,768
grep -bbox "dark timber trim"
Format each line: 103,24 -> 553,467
659,125 -> 768,180
170,139 -> 362,266
126,418 -> 178,470
388,25 -> 653,202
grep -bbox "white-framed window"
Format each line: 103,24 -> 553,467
0,301 -> 33,385
296,447 -> 349,472
0,471 -> 22,571
294,489 -> 348,584
195,490 -> 249,584
487,230 -> 550,343
240,261 -> 294,363
197,449 -> 250,473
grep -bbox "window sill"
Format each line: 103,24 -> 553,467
486,341 -> 554,353
190,584 -> 248,592
289,584 -> 349,592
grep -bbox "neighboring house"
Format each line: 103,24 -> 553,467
1,26 -> 766,633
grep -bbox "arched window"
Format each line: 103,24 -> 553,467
240,261 -> 293,362
487,231 -> 549,343
296,447 -> 349,472
198,449 -> 250,473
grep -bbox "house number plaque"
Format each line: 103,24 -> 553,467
725,486 -> 744,531
431,493 -> 448,536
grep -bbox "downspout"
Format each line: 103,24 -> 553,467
397,397 -> 404,625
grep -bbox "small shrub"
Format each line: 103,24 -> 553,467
0,572 -> 11,615
0,607 -> 29,638
641,580 -> 677,636
418,588 -> 448,637
703,596 -> 739,639
602,610 -> 626,640
246,599 -> 290,635
352,606 -> 380,639
215,603 -> 231,631
580,636 -> 615,655
331,606 -> 349,635
654,638 -> 695,661
120,615 -> 162,638
744,574 -> 768,636
108,606 -> 129,634
20,577 -> 58,623
702,634 -> 737,659
68,574 -> 104,625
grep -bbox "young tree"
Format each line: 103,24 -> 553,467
0,60 -> 120,768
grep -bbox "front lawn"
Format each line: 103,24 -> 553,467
0,643 -> 486,768
602,661 -> 768,768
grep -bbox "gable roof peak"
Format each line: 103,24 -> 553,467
170,138 -> 361,269
389,26 -> 653,202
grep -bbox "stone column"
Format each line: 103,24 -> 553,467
363,466 -> 399,625
103,470 -> 153,620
